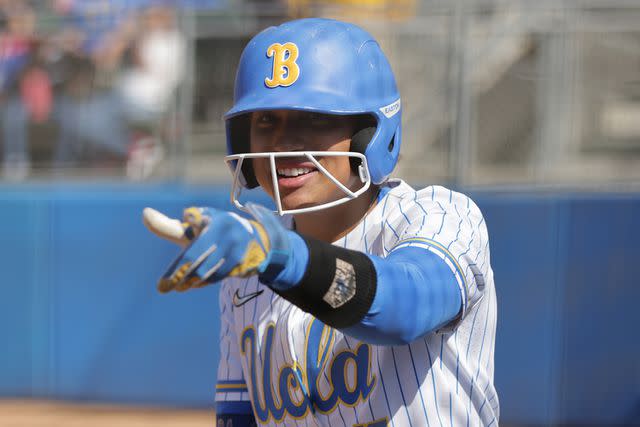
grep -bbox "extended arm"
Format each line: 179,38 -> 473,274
268,232 -> 462,345
143,203 -> 463,345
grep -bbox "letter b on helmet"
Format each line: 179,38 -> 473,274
265,42 -> 300,88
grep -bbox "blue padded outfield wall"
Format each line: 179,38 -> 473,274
0,183 -> 638,425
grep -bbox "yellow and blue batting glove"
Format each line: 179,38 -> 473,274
143,203 -> 292,293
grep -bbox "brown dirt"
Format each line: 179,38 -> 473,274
0,400 -> 214,427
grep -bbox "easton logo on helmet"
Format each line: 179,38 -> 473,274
265,42 -> 300,88
380,99 -> 401,118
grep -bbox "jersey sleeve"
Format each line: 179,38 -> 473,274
387,186 -> 491,329
215,281 -> 253,416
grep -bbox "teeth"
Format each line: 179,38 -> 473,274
277,167 -> 313,177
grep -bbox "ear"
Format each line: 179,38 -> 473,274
349,127 -> 376,173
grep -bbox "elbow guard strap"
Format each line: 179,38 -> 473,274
275,235 -> 377,329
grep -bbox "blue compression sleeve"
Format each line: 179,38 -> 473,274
266,233 -> 462,344
343,246 -> 462,345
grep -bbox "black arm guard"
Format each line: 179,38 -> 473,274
275,235 -> 377,329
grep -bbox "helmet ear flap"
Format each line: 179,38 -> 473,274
349,126 -> 376,173
241,160 -> 259,189
229,115 -> 259,189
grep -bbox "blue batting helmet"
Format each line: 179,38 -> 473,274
224,18 -> 402,189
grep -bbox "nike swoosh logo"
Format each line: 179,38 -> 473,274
233,289 -> 264,307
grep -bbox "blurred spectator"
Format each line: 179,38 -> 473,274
50,0 -> 186,179
52,54 -> 130,170
50,0 -> 131,171
117,4 -> 186,179
118,5 -> 185,125
0,1 -> 52,180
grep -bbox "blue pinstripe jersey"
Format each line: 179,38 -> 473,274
215,179 -> 499,427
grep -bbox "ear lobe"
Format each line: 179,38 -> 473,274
349,127 -> 376,173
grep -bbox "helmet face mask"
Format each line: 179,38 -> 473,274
224,18 -> 401,215
225,151 -> 371,216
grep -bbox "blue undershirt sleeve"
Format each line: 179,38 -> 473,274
216,413 -> 257,427
265,232 -> 462,345
342,246 -> 462,345
216,401 -> 257,426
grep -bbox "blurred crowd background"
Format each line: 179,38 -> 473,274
1,0 -> 638,188
0,0 -> 191,181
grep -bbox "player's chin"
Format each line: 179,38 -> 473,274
279,189 -> 318,211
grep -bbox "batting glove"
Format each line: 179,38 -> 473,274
143,203 -> 292,293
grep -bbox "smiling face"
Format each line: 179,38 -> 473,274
249,110 -> 364,212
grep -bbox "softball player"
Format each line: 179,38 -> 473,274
144,18 -> 498,427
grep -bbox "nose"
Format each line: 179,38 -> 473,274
272,122 -> 306,152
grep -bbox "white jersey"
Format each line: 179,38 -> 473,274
215,179 -> 499,427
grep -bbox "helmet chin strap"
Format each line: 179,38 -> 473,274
225,151 -> 372,216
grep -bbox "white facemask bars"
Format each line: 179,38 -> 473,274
224,151 -> 371,216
